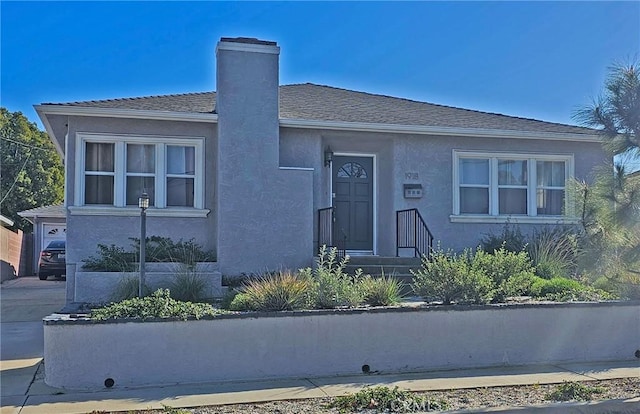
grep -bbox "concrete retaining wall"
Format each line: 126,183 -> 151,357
43,302 -> 640,390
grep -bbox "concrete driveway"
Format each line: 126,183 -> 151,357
0,277 -> 65,407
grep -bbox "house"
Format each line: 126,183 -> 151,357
35,37 -> 606,303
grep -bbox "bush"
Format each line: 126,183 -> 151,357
82,237 -> 215,271
91,289 -> 225,320
229,271 -> 312,312
169,265 -> 208,302
411,248 -> 493,305
329,386 -> 448,413
361,274 -> 404,306
111,275 -> 151,302
480,223 -> 527,253
301,246 -> 365,309
82,244 -> 136,271
471,247 -> 537,301
130,236 -> 215,266
545,381 -> 605,402
530,277 -> 615,301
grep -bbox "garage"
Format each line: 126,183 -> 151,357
18,204 -> 66,274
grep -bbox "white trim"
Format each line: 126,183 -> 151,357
68,206 -> 210,218
35,105 -> 218,124
0,215 -> 14,227
75,133 -> 205,209
332,152 -> 378,255
449,215 -> 580,225
281,119 -> 600,142
279,166 -> 314,171
216,40 -> 280,55
452,150 -> 575,220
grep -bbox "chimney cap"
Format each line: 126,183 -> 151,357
220,37 -> 277,46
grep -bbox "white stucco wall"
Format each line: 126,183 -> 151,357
44,302 -> 640,390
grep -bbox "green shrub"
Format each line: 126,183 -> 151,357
91,289 -> 225,320
411,248 -> 493,305
231,271 -> 312,312
530,277 -> 614,301
471,247 -> 537,301
329,386 -> 448,413
480,223 -> 527,253
530,277 -> 584,297
169,265 -> 208,302
228,292 -> 256,311
82,244 -> 136,271
545,381 -> 605,402
130,236 -> 215,266
302,246 -> 365,309
83,237 -> 215,272
111,275 -> 151,302
361,274 -> 404,306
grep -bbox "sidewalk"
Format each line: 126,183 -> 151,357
2,360 -> 638,414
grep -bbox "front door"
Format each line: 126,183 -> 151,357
332,156 -> 373,251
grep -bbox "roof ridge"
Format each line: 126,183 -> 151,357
282,83 -> 591,132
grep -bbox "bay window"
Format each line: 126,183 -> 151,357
453,151 -> 573,220
76,134 -> 204,210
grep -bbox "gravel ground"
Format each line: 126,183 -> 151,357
103,377 -> 639,413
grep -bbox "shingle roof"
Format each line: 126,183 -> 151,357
18,204 -> 66,219
43,83 -> 593,135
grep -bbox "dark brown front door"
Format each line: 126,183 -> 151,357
333,156 -> 373,251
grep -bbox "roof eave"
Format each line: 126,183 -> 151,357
34,105 -> 219,123
35,105 -> 65,157
280,118 -> 602,142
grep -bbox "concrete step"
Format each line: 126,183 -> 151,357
344,264 -> 417,276
345,256 -> 421,266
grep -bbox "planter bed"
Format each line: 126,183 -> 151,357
43,301 -> 640,390
74,262 -> 222,303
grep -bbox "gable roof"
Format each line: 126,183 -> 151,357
41,83 -> 593,136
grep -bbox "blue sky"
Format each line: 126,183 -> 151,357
2,1 -> 639,132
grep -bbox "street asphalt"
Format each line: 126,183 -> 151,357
0,276 -> 638,414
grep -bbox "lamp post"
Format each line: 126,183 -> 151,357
138,192 -> 149,297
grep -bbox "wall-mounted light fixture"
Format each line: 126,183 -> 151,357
324,146 -> 333,167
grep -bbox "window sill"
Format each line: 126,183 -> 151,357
68,206 -> 210,218
449,215 -> 580,225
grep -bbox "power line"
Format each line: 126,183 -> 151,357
0,137 -> 53,152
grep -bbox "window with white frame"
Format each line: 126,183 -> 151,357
77,134 -> 204,209
454,151 -> 572,218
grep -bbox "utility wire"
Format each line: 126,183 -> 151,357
1,136 -> 53,152
0,152 -> 31,205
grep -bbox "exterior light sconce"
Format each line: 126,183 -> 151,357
138,191 -> 149,297
324,146 -> 333,167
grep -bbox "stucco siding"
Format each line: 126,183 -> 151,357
280,127 -> 607,254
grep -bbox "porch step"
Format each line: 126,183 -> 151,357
340,257 -> 422,295
343,256 -> 421,279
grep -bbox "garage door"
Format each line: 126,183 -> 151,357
42,223 -> 66,252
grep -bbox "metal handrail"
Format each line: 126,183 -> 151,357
396,208 -> 434,259
318,207 -> 346,259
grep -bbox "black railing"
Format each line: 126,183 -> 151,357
318,207 -> 346,259
396,208 -> 434,260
